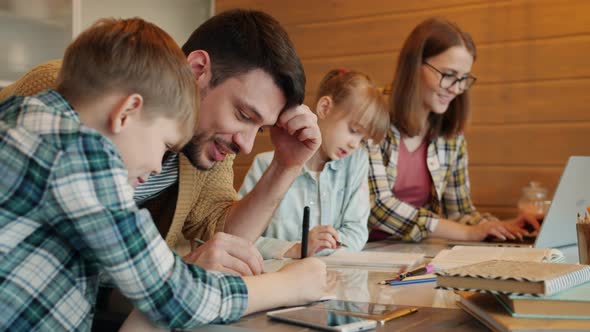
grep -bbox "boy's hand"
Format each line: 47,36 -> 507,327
277,258 -> 328,305
270,104 -> 321,170
182,232 -> 264,276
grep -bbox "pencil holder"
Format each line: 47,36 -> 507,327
576,223 -> 590,265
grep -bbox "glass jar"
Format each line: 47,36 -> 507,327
517,181 -> 551,224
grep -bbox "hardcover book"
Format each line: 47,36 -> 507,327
457,292 -> 590,332
435,260 -> 590,296
495,281 -> 590,319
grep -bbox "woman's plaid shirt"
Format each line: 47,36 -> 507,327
367,126 -> 496,242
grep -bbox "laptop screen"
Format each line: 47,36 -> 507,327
535,156 -> 590,248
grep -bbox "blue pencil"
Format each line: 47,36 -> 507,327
383,277 -> 437,286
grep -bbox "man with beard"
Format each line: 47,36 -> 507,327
0,9 -> 319,277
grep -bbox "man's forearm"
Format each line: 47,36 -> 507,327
224,160 -> 301,242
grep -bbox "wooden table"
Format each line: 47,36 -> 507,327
123,240 -> 580,331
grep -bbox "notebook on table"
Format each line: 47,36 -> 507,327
457,292 -> 590,332
435,260 -> 590,296
449,156 -> 590,249
430,245 -> 564,271
495,281 -> 590,319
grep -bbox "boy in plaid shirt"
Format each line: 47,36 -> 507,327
0,18 -> 326,331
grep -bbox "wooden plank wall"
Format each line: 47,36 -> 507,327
216,0 -> 590,218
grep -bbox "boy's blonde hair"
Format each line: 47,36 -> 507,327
315,69 -> 389,143
56,18 -> 198,148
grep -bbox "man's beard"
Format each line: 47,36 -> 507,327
181,84 -> 213,171
182,132 -> 211,171
181,132 -> 241,171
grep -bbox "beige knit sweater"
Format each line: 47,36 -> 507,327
0,60 -> 237,256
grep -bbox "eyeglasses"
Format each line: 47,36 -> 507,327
423,62 -> 477,92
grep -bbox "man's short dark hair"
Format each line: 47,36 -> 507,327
182,9 -> 305,109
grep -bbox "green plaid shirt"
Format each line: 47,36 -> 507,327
0,90 -> 248,331
368,126 -> 496,242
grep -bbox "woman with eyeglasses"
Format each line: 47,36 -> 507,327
367,17 -> 539,242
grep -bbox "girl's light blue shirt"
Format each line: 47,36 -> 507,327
238,148 -> 370,259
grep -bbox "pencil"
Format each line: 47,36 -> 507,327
379,307 -> 418,323
336,241 -> 349,248
193,238 -> 205,246
397,264 -> 434,280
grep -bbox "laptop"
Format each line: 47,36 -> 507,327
449,156 -> 590,249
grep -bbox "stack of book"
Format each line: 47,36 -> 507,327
435,260 -> 590,331
496,282 -> 590,319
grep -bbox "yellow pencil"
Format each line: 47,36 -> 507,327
379,307 -> 418,324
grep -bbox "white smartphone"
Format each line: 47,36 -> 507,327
267,306 -> 377,332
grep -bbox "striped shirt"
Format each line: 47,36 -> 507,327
0,90 -> 248,331
134,153 -> 179,205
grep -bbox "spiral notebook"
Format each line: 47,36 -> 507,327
435,260 -> 590,296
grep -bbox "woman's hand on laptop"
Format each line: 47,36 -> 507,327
502,213 -> 541,237
469,221 -> 518,241
470,215 -> 539,242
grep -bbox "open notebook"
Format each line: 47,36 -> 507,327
318,251 -> 425,269
430,246 -> 564,271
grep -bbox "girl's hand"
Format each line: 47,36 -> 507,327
306,225 -> 341,256
284,225 -> 342,258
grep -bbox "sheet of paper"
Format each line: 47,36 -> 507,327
431,246 -> 562,270
319,251 -> 425,268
